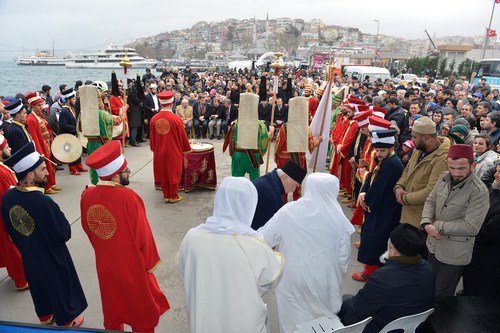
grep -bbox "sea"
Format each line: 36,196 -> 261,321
0,61 -> 150,97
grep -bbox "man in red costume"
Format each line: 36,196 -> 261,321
330,99 -> 360,201
150,91 -> 191,203
0,134 -> 28,291
81,140 -> 169,333
304,83 -> 318,124
25,92 -> 60,194
109,79 -> 129,146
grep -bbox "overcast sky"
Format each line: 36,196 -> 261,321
1,0 -> 498,60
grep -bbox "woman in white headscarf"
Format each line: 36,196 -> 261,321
259,173 -> 355,333
178,177 -> 284,333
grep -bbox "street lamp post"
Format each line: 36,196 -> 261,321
374,20 -> 380,63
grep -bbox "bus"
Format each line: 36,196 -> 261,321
473,59 -> 500,90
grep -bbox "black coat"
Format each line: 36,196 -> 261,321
144,93 -> 160,120
258,103 -> 272,124
463,185 -> 500,286
274,104 -> 288,123
251,169 -> 285,230
59,107 -> 77,135
2,188 -> 88,325
340,258 -> 435,333
127,91 -> 143,127
192,101 -> 207,119
6,122 -> 31,154
358,154 -> 403,265
222,105 -> 238,124
385,106 -> 406,132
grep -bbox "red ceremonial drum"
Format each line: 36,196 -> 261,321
189,142 -> 214,153
180,142 -> 217,192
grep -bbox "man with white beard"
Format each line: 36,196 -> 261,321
339,224 -> 435,333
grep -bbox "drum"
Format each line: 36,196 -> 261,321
112,122 -> 124,139
51,134 -> 83,164
190,143 -> 214,153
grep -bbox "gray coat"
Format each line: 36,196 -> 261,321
421,171 -> 489,266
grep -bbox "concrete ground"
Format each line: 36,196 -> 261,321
0,138 -> 364,332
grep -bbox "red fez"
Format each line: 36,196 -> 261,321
368,116 -> 392,130
370,106 -> 388,118
354,104 -> 370,114
353,110 -> 372,128
448,144 -> 474,160
158,91 -> 174,105
0,135 -> 7,150
85,140 -> 127,180
25,92 -> 44,107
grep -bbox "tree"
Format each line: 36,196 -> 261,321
448,58 -> 456,75
439,57 -> 448,78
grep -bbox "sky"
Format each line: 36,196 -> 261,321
1,0 -> 499,60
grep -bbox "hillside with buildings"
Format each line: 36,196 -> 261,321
126,16 -> 499,71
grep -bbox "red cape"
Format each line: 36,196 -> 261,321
81,184 -> 169,328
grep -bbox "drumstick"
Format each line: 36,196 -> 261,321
43,156 -> 58,167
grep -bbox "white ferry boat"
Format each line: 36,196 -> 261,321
16,51 -> 70,66
65,45 -> 157,69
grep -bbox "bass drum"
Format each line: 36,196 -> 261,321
190,142 -> 214,153
51,134 -> 83,164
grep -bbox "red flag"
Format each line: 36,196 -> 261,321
487,28 -> 497,37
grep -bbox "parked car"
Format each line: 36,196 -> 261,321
393,73 -> 418,84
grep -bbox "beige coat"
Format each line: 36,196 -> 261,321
394,137 -> 451,227
421,171 -> 489,265
176,105 -> 193,122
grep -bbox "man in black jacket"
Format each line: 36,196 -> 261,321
144,85 -> 160,122
192,95 -> 208,139
339,224 -> 435,333
221,98 -> 238,136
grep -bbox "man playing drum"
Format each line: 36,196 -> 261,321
150,91 -> 191,203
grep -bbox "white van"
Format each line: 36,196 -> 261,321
343,66 -> 391,81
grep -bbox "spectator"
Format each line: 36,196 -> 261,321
484,112 -> 500,146
175,99 -> 193,137
421,144 -> 489,298
394,117 -> 451,228
473,134 -> 499,177
339,224 -> 434,333
462,161 -> 500,297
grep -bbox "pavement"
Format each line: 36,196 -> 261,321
0,138 -> 364,332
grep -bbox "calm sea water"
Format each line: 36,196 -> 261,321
0,61 -> 151,97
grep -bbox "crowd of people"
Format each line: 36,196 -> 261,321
0,64 -> 499,333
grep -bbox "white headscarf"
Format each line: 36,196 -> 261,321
286,173 -> 355,237
197,177 -> 262,238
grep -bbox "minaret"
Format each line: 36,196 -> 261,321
253,17 -> 257,45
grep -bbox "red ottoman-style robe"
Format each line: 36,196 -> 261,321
330,119 -> 358,196
274,125 -> 315,202
26,112 -> 55,190
351,139 -> 377,226
308,96 -> 319,124
109,95 -> 128,141
81,183 -> 169,330
150,110 -> 191,200
0,163 -> 27,289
